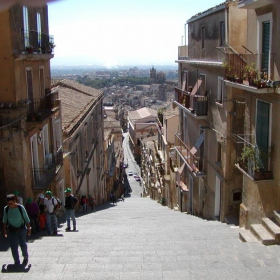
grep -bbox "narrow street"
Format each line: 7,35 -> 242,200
122,132 -> 142,198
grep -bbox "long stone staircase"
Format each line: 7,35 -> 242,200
239,211 -> 280,245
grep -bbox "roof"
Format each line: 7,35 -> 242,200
187,1 -> 229,23
52,79 -> 102,135
128,107 -> 158,123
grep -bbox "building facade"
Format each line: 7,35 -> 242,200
54,80 -> 105,205
127,107 -> 160,163
224,0 -> 280,240
173,1 -> 247,221
0,4 -> 63,214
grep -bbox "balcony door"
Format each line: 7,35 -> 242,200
214,175 -> 221,218
30,134 -> 40,185
256,100 -> 271,169
23,6 -> 29,47
188,175 -> 193,214
26,68 -> 34,115
258,13 -> 272,75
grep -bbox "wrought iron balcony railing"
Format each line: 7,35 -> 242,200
174,87 -> 208,116
19,29 -> 55,54
235,135 -> 273,181
223,53 -> 278,90
31,147 -> 63,189
19,90 -> 59,122
174,133 -> 205,176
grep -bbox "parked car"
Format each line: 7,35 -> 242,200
134,176 -> 141,182
133,172 -> 138,178
128,170 -> 133,176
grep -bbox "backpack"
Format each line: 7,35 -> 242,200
6,205 -> 25,227
52,197 -> 62,210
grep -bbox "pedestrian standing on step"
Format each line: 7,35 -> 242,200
88,195 -> 96,212
64,188 -> 78,231
44,191 -> 58,235
2,194 -> 31,265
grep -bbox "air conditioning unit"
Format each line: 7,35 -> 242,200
44,153 -> 53,169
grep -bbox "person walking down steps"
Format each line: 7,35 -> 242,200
2,194 -> 31,265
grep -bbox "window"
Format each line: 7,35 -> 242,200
220,21 -> 225,46
217,76 -> 224,104
42,124 -> 49,156
23,6 -> 29,47
256,100 -> 271,169
231,189 -> 242,203
26,68 -> 33,100
258,13 -> 272,75
216,142 -> 222,166
201,27 -> 205,49
54,118 -> 62,150
262,21 -> 270,72
39,66 -> 45,97
37,12 -> 41,48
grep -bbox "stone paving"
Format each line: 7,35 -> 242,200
1,195 -> 280,279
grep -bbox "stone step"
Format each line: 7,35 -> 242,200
262,218 -> 280,244
251,224 -> 276,245
273,210 -> 280,226
239,229 -> 258,243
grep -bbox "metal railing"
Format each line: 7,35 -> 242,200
23,90 -> 58,122
224,53 -> 276,87
20,29 -> 54,54
175,87 -> 208,116
174,133 -> 204,174
236,135 -> 273,180
31,147 -> 63,189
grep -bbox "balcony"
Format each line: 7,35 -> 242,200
20,89 -> 59,122
14,30 -> 55,59
174,133 -> 205,177
174,87 -> 208,118
235,136 -> 273,181
223,52 -> 280,94
178,45 -> 188,60
238,0 -> 274,9
31,148 -> 63,190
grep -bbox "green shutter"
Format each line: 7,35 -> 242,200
256,100 -> 270,168
261,21 -> 270,72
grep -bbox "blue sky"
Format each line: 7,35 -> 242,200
48,0 -> 225,67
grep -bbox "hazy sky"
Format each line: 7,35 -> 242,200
48,0 -> 225,67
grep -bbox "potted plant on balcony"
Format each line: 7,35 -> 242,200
26,45 -> 33,54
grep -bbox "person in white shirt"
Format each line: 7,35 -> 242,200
44,191 -> 58,235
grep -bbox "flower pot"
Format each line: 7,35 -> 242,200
264,171 -> 273,180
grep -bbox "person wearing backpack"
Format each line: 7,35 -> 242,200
2,194 -> 31,265
64,188 -> 78,231
44,191 -> 58,235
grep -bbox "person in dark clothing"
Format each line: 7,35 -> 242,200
64,188 -> 78,231
25,198 -> 40,233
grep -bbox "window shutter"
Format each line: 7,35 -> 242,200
261,21 -> 270,72
256,100 -> 270,167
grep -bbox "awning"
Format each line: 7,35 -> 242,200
177,162 -> 185,174
190,79 -> 202,96
182,72 -> 187,91
180,181 -> 189,192
190,132 -> 204,155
